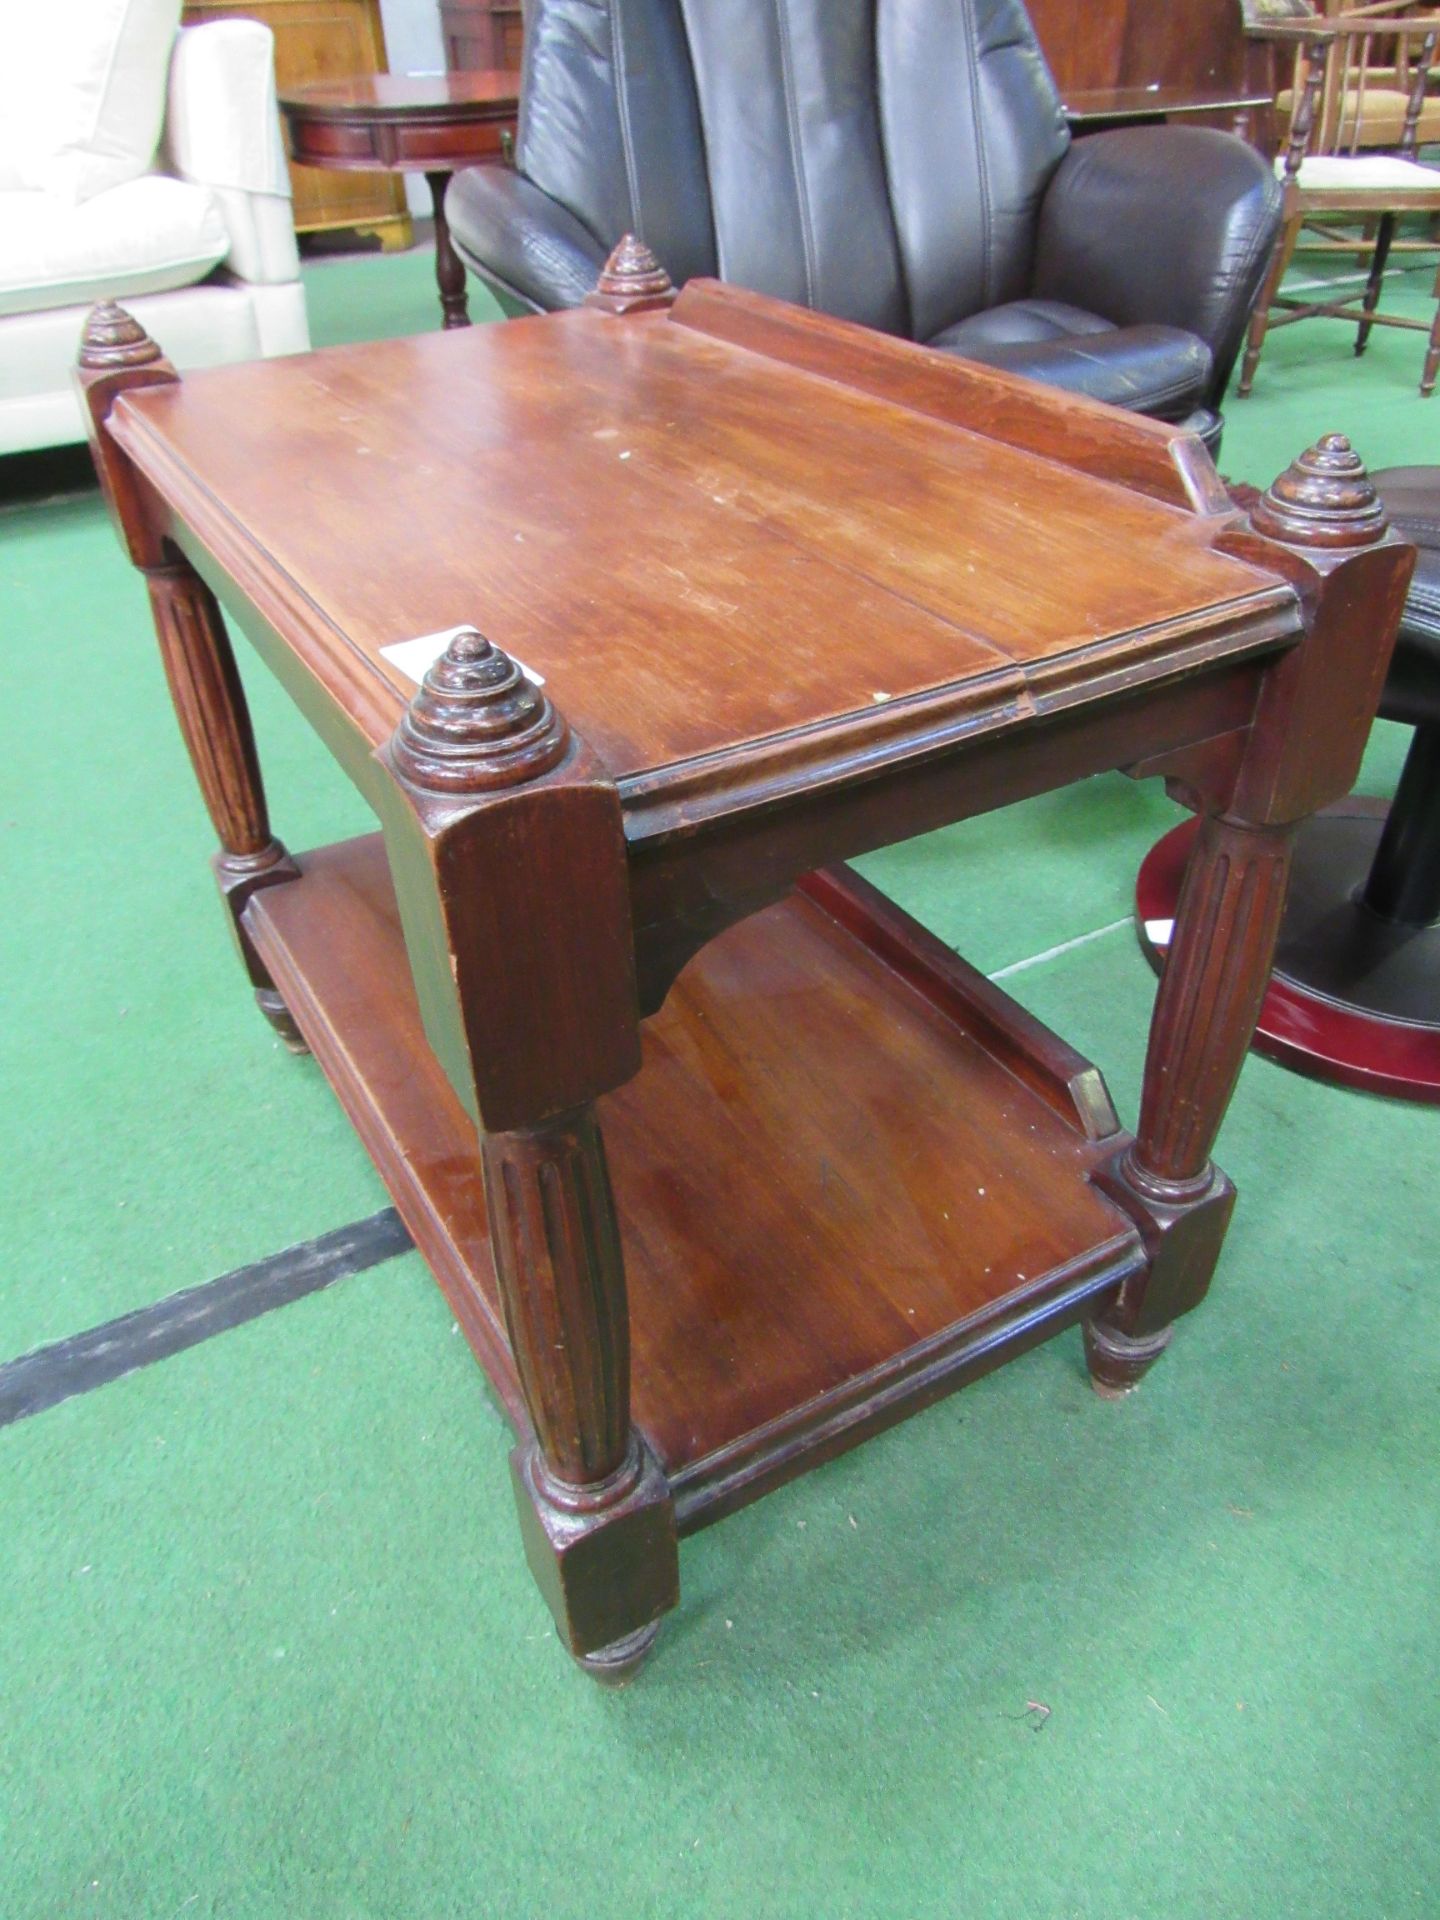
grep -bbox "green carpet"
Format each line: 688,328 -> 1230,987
1,240 -> 1437,1919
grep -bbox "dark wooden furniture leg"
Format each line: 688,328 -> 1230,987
144,562 -> 306,1049
376,629 -> 678,1679
426,171 -> 470,329
1237,212 -> 1301,398
1424,269 -> 1440,398
1085,813 -> 1291,1394
1362,723 -> 1440,924
77,304 -> 304,1047
1087,434 -> 1415,1391
1356,211 -> 1396,358
483,1111 -> 674,1681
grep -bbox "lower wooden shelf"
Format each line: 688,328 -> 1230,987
245,837 -> 1144,1532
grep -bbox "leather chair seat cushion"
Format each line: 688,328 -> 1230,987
1373,467 -> 1440,729
0,174 -> 228,317
928,297 -> 1111,349
927,301 -> 1212,421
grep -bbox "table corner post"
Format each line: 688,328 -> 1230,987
76,304 -> 306,1051
1087,434 -> 1414,1395
375,628 -> 677,1680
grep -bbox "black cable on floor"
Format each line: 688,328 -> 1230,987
0,1208 -> 413,1428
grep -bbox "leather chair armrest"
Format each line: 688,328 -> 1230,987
1031,126 -> 1282,408
446,166 -> 610,314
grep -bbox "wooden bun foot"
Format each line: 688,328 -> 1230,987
576,1620 -> 661,1686
1083,1318 -> 1173,1398
255,988 -> 309,1054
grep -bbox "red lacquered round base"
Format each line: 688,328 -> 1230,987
1136,800 -> 1440,1104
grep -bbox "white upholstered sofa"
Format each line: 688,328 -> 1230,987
0,2 -> 310,455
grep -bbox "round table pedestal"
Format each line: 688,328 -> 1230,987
1136,798 -> 1440,1103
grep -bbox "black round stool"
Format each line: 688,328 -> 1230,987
1136,465 -> 1440,1102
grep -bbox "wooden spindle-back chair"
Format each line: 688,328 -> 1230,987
1239,6 -> 1440,394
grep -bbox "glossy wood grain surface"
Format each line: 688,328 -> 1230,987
279,70 -> 518,176
1029,0 -> 1249,95
245,836 -> 1140,1523
107,291 -> 1295,794
280,69 -> 520,114
1061,84 -> 1271,123
670,281 -> 1235,516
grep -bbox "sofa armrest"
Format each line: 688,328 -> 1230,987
446,164 -> 610,313
162,19 -> 299,287
1032,126 -> 1281,407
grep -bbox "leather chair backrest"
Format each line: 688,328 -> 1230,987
516,0 -> 718,293
515,0 -> 1071,342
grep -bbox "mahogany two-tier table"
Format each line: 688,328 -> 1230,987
78,242 -> 1412,1681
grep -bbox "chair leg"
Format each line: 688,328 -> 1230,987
1238,215 -> 1301,397
1424,263 -> 1440,397
1356,212 -> 1396,356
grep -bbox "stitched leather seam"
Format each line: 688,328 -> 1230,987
1120,376 -> 1210,407
951,350 -> 1202,407
1077,375 -> 1203,408
959,0 -> 996,310
872,15 -> 915,336
773,0 -> 818,306
1025,348 -> 1206,408
609,0 -> 645,244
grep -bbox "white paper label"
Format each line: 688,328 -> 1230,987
380,626 -> 545,688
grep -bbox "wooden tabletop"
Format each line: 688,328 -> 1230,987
278,70 -> 520,120
1062,85 -> 1272,122
107,287 -> 1295,809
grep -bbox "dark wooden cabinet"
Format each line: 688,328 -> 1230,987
436,1 -> 1261,104
1027,0 -> 1273,141
1027,0 -> 1248,91
440,0 -> 523,72
437,2 -> 1273,146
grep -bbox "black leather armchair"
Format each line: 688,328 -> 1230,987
446,0 -> 1282,448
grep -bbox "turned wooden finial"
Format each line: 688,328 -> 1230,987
80,302 -> 165,373
1250,434 -> 1387,549
77,303 -> 178,570
585,234 -> 676,316
390,627 -> 570,793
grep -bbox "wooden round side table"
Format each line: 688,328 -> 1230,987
279,72 -> 520,329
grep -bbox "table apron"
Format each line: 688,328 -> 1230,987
161,508 -> 1268,1022
285,116 -> 513,171
627,657 -> 1266,1014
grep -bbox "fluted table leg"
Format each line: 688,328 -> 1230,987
1089,432 -> 1413,1393
77,303 -> 303,1047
